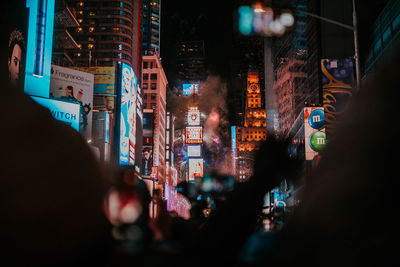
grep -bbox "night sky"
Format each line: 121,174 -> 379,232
160,0 -> 389,88
160,0 -> 234,86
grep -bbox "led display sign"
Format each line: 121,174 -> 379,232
24,0 -> 56,98
189,158 -> 203,181
32,96 -> 80,131
182,84 -> 199,96
187,145 -> 201,157
187,109 -> 201,126
119,63 -> 137,166
186,126 -> 203,144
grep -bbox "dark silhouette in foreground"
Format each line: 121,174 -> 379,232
1,38 -> 399,267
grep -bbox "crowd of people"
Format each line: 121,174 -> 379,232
1,30 -> 399,265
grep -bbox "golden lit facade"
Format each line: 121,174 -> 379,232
236,71 -> 267,181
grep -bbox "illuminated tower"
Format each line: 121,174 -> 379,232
236,71 -> 266,182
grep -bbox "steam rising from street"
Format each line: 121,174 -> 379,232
167,75 -> 233,175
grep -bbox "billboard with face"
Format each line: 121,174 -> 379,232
182,84 -> 199,96
119,63 -> 137,166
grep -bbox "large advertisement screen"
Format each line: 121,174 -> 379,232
72,66 -> 116,110
231,126 -> 237,171
32,96 -> 80,131
186,126 -> 203,144
50,65 -> 94,139
119,63 -> 137,166
189,158 -> 204,181
304,107 -> 326,162
24,0 -> 56,98
187,145 -> 201,157
182,84 -> 199,96
187,109 -> 201,126
4,2 -> 28,91
321,58 -> 354,137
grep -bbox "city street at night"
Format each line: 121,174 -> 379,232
1,0 -> 399,266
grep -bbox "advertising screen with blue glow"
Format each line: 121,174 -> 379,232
24,0 -> 55,98
32,96 -> 80,131
231,126 -> 237,171
119,63 -> 137,166
182,84 -> 199,96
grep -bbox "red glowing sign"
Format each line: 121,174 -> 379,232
186,126 -> 203,143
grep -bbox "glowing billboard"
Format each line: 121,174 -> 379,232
187,109 -> 201,126
231,126 -> 237,171
186,126 -> 203,144
32,96 -> 80,131
321,58 -> 354,136
24,0 -> 56,98
119,63 -> 137,166
304,107 -> 326,161
189,158 -> 203,181
187,145 -> 201,157
50,65 -> 94,139
182,84 -> 199,96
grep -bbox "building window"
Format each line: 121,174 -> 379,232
143,74 -> 149,80
143,62 -> 148,69
151,94 -> 156,100
143,83 -> 148,89
150,73 -> 157,80
151,83 -> 156,90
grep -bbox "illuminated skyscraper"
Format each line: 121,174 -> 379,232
66,0 -> 142,75
142,0 -> 161,55
235,71 -> 266,182
142,50 -> 167,184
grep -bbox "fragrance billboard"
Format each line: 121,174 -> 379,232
50,65 -> 94,139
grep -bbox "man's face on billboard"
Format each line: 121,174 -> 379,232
8,43 -> 22,87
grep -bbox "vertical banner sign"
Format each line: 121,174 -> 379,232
119,63 -> 137,166
304,107 -> 326,163
321,58 -> 354,137
231,126 -> 237,172
24,0 -> 55,98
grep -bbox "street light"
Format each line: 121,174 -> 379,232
294,0 -> 360,89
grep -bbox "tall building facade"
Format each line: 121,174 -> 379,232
236,71 -> 266,182
52,0 -> 80,66
176,40 -> 206,85
142,50 -> 167,183
62,0 -> 143,166
272,0 -> 319,136
142,0 -> 161,54
66,0 -> 142,75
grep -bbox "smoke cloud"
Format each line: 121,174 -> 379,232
167,75 -> 233,175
